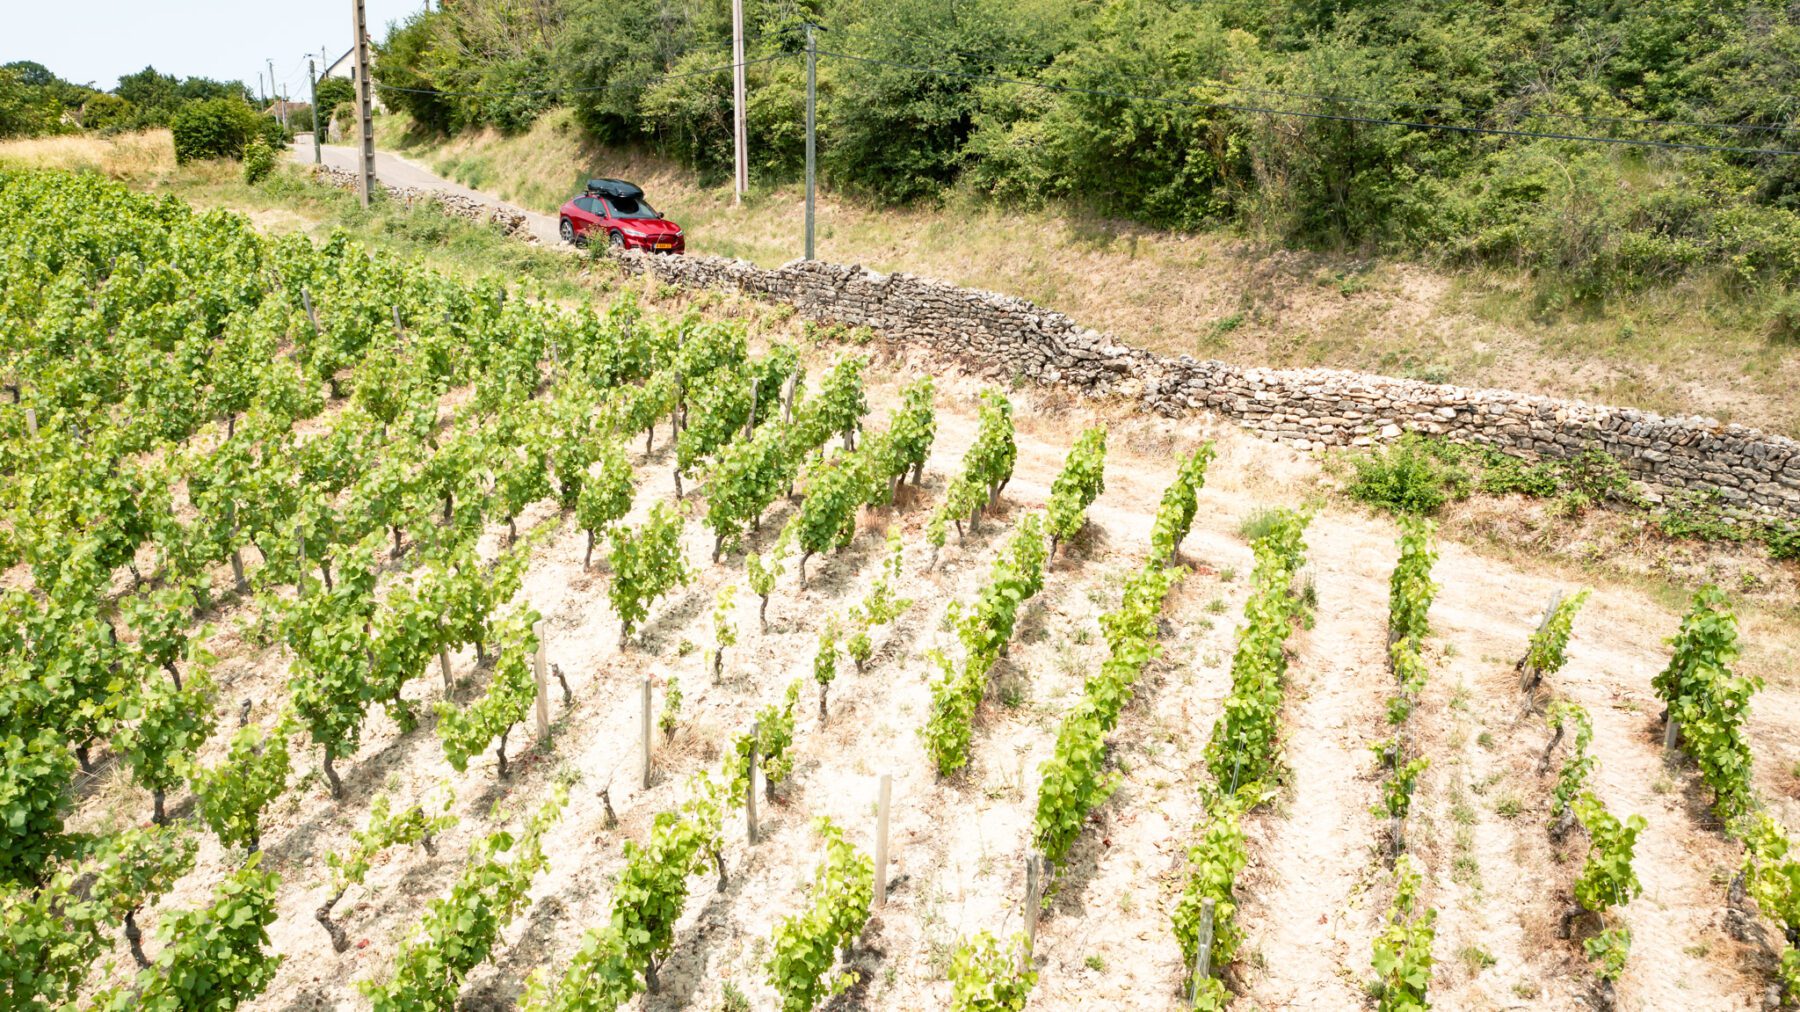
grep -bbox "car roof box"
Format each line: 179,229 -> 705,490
586,178 -> 644,200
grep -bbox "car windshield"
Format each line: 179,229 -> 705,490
607,196 -> 658,220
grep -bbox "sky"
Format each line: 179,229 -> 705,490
3,0 -> 427,99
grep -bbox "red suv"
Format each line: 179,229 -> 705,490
558,179 -> 684,253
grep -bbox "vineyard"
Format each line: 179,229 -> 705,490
3,163 -> 1800,1012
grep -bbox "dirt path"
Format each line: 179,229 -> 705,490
1232,520 -> 1389,1009
289,135 -> 567,246
1415,548 -> 1762,1010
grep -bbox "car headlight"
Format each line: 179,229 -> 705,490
674,229 -> 683,237
622,228 -> 647,238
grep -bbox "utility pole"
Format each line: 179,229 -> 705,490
805,24 -> 816,260
257,71 -> 265,106
731,0 -> 748,204
266,59 -> 281,126
308,58 -> 321,163
351,0 -> 377,208
321,47 -> 330,142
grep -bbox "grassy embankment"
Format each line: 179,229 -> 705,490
371,108 -> 1800,438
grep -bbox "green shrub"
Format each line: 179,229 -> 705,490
1653,491 -> 1750,543
1768,523 -> 1800,563
1769,294 -> 1800,347
170,98 -> 260,163
1473,446 -> 1638,513
1475,448 -> 1561,499
1237,507 -> 1289,543
1555,449 -> 1641,510
1346,435 -> 1470,516
242,136 -> 275,184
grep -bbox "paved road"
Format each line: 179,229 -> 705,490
290,134 -> 567,246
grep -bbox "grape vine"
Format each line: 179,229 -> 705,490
1653,584 -> 1761,821
924,513 -> 1048,777
608,502 -> 693,647
358,785 -> 566,1012
1045,427 -> 1106,555
766,817 -> 875,1011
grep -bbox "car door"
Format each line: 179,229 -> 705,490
573,197 -> 604,238
594,197 -> 619,239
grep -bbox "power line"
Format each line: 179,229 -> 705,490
815,47 -> 1800,158
370,53 -> 792,97
821,23 -> 1800,138
1203,81 -> 1800,138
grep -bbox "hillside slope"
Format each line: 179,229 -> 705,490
375,110 -> 1800,438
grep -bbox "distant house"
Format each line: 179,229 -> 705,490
320,47 -> 385,114
321,49 -> 355,82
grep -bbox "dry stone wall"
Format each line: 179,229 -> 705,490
311,166 -> 534,241
617,251 -> 1800,520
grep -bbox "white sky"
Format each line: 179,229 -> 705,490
3,0 -> 427,99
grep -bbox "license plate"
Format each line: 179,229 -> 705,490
654,243 -> 672,250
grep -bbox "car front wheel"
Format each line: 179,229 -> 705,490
559,218 -> 578,246
610,230 -> 624,250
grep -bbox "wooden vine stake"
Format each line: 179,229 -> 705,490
1188,897 -> 1217,1004
24,407 -> 37,439
873,773 -> 892,908
300,288 -> 320,334
532,620 -> 551,740
1518,590 -> 1563,694
640,677 -> 653,791
1021,854 -> 1042,974
225,501 -> 245,589
295,522 -> 307,599
746,722 -> 760,844
438,645 -> 454,697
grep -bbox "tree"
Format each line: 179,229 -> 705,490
0,67 -> 67,139
170,98 -> 262,163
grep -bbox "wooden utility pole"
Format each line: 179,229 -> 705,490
307,58 -> 321,163
266,59 -> 283,127
804,24 -> 816,260
730,0 -> 748,203
351,0 -> 377,208
321,47 -> 331,142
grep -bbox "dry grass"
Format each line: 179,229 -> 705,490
0,129 -> 176,180
374,109 -> 1800,438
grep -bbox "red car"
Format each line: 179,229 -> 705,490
558,179 -> 684,253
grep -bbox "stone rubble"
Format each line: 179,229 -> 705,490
310,165 -> 534,242
617,251 -> 1800,521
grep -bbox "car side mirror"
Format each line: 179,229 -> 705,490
655,211 -> 664,218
